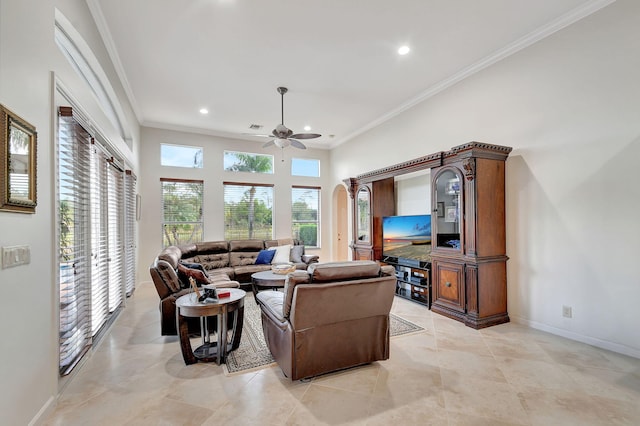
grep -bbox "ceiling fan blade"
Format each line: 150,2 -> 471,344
290,133 -> 321,140
262,139 -> 276,148
242,133 -> 275,138
289,139 -> 307,149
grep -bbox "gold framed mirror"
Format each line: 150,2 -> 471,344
0,105 -> 37,213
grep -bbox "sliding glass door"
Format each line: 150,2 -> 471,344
57,107 -> 131,375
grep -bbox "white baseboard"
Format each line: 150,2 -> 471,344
510,315 -> 640,360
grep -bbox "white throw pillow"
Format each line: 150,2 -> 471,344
271,244 -> 291,264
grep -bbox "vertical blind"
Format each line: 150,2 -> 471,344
161,178 -> 204,247
223,182 -> 274,240
57,106 -> 128,375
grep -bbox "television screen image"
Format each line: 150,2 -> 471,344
382,215 -> 432,262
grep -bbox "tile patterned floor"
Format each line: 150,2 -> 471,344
44,283 -> 640,425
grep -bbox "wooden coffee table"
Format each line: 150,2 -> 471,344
175,288 -> 245,365
251,270 -> 288,299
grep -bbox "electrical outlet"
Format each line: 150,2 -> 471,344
562,305 -> 572,318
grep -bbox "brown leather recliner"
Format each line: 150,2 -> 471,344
256,261 -> 396,380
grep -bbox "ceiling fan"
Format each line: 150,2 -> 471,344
257,87 -> 321,150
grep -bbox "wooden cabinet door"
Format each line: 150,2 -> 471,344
354,247 -> 373,260
433,261 -> 465,313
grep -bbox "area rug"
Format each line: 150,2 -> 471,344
224,297 -> 424,375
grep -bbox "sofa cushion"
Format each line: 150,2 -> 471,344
177,243 -> 197,258
177,263 -> 209,287
192,253 -> 229,269
207,266 -> 235,280
229,239 -> 264,252
264,240 -> 279,249
255,249 -> 276,265
265,238 -> 302,248
308,261 -> 380,283
157,246 -> 181,269
230,251 -> 259,266
270,244 -> 291,264
282,270 -> 311,318
179,261 -> 208,275
155,259 -> 182,293
195,241 -> 229,254
205,272 -> 240,288
233,264 -> 271,283
256,290 -> 286,322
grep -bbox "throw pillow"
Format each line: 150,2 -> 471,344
177,263 -> 209,288
271,244 -> 291,264
179,261 -> 208,277
255,249 -> 276,265
290,245 -> 304,263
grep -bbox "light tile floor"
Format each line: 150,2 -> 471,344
44,283 -> 640,425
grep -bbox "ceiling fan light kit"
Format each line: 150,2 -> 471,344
258,86 -> 321,152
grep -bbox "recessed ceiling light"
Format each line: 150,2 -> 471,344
304,125 -> 311,131
398,45 -> 410,55
199,108 -> 209,114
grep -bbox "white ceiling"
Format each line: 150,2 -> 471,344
89,0 -> 610,149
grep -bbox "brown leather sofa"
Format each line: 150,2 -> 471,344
256,261 -> 396,380
150,239 -> 319,335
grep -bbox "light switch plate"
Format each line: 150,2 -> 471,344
1,245 -> 31,269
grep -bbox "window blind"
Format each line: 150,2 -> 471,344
57,106 -> 127,375
161,178 -> 204,247
124,171 -> 137,296
58,110 -> 93,374
107,161 -> 124,312
90,146 -> 109,335
223,182 -> 274,240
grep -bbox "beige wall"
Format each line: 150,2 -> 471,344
329,0 -> 640,357
0,1 -> 140,424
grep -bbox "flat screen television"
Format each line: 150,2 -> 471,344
382,214 -> 432,263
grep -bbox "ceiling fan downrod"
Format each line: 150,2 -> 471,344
277,86 -> 288,125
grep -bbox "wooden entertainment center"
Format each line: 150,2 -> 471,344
344,142 -> 512,329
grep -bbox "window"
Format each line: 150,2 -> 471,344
224,151 -> 273,174
224,182 -> 273,240
292,186 -> 320,247
291,158 -> 320,177
161,179 -> 204,246
57,106 -> 129,375
161,144 -> 203,168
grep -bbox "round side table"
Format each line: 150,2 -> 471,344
175,288 -> 246,365
251,270 -> 288,300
